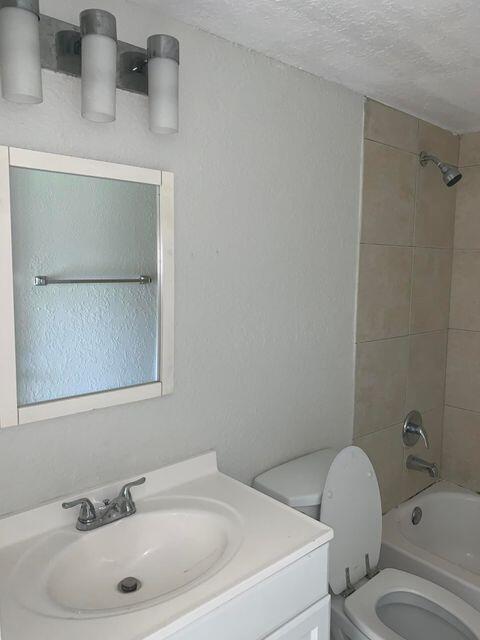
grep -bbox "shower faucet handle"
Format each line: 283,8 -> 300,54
403,410 -> 430,449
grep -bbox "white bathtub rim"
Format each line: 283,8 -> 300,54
381,480 -> 480,607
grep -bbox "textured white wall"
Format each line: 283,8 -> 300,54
0,0 -> 363,515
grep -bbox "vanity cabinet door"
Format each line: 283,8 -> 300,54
264,596 -> 330,640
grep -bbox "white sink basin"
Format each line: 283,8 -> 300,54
0,453 -> 331,640
12,496 -> 242,619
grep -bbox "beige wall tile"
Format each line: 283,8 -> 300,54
354,337 -> 409,438
355,423 -> 403,513
364,100 -> 418,154
454,167 -> 480,249
357,245 -> 413,342
406,331 -> 447,413
450,250 -> 480,330
414,162 -> 456,248
410,249 -> 452,333
443,405 -> 480,491
446,329 -> 480,412
459,132 -> 480,167
402,406 -> 443,500
355,105 -> 455,505
418,121 -> 460,166
361,141 -> 416,245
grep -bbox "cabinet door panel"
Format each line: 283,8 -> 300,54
264,596 -> 330,640
167,546 -> 329,640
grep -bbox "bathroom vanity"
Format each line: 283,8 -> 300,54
0,453 -> 332,639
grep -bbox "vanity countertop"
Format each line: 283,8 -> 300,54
0,452 -> 332,640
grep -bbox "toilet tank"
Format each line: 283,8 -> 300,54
252,448 -> 338,520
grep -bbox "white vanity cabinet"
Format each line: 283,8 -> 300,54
167,543 -> 330,640
0,453 -> 332,640
264,598 -> 330,640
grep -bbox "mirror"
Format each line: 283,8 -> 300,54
0,148 -> 174,427
11,168 -> 159,406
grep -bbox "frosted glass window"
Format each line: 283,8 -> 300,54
10,168 -> 159,406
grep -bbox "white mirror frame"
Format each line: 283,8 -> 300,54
0,146 -> 174,427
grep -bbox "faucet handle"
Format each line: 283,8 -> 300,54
62,497 -> 97,524
403,410 -> 430,449
417,426 -> 430,449
119,477 -> 146,503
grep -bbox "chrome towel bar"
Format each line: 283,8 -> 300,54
34,275 -> 152,286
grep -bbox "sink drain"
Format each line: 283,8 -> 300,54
118,577 -> 142,594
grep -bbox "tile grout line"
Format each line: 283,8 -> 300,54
354,404 -> 445,441
440,136 -> 460,473
408,144 -> 420,338
356,328 -> 448,346
363,136 -> 419,157
404,140 -> 419,415
360,241 -> 453,251
445,403 -> 480,416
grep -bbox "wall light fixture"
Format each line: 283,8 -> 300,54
147,34 -> 179,134
0,7 -> 181,134
80,9 -> 117,123
0,0 -> 42,104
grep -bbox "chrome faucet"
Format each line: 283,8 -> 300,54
406,455 -> 439,479
403,410 -> 439,479
62,477 -> 146,531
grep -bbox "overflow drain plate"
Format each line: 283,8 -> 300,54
411,506 -> 423,525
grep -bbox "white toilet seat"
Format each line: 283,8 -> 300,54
253,448 -> 480,639
344,568 -> 480,640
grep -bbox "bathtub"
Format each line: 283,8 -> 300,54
380,480 -> 480,611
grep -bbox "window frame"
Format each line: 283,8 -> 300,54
0,146 -> 174,427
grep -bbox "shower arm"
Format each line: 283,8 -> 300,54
419,151 -> 441,167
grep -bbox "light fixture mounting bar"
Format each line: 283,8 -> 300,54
39,13 -> 148,96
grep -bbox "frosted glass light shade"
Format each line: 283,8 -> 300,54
0,4 -> 42,104
147,35 -> 179,135
80,10 -> 117,123
81,34 -> 117,122
148,57 -> 178,134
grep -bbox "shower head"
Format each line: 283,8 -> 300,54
419,151 -> 462,187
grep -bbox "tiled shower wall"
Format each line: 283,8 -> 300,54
444,134 -> 480,490
354,100 -> 459,512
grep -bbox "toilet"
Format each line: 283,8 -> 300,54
253,446 -> 480,640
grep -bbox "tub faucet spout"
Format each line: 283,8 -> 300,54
406,455 -> 439,479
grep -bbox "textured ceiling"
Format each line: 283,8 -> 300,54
133,0 -> 480,132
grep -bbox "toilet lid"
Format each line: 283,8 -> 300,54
320,446 -> 382,594
252,448 -> 338,507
